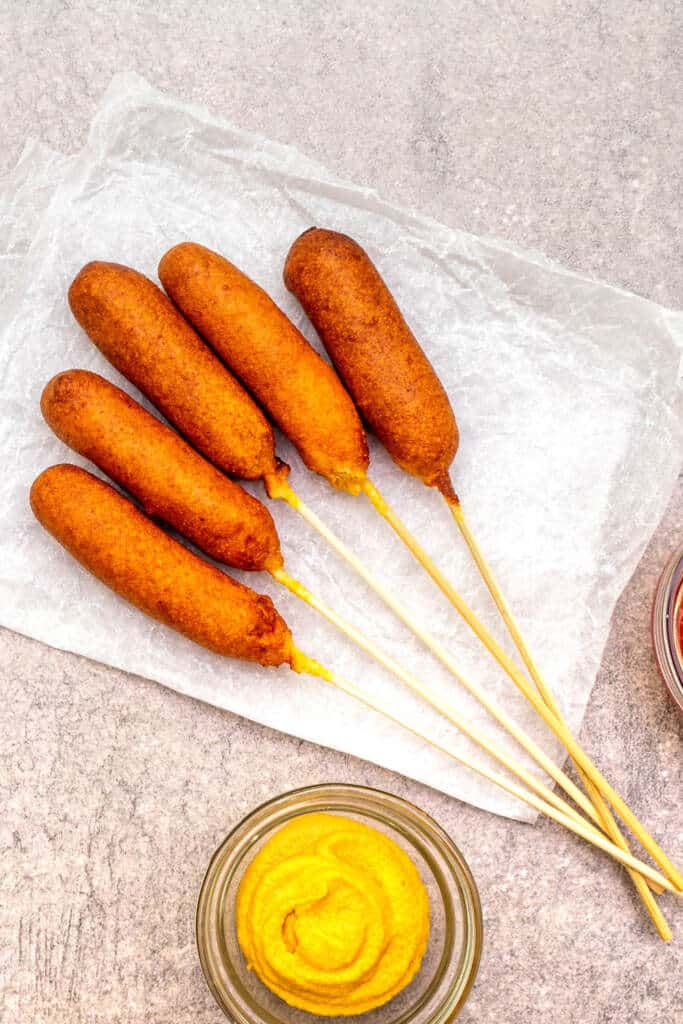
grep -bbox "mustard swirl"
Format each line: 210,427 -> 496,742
236,813 -> 430,1016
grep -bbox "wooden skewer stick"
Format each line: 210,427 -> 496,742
292,649 -> 680,895
360,477 -> 683,893
273,566 -> 595,830
266,475 -> 671,892
446,497 -> 671,939
266,475 -> 607,831
268,473 -> 681,892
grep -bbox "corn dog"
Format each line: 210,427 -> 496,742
68,262 -> 276,481
283,228 -> 459,495
30,465 -> 292,666
158,242 -> 369,494
41,370 -> 283,573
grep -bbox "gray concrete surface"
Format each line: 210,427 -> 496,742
1,2 -> 681,1022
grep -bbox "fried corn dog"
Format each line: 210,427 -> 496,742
30,465 -> 292,666
41,370 -> 283,573
284,228 -> 459,495
158,242 -> 369,494
68,262 -> 276,481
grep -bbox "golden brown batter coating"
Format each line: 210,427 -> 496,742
284,229 -> 459,494
68,262 -> 277,481
30,465 -> 293,666
158,243 -> 369,494
41,370 -> 283,573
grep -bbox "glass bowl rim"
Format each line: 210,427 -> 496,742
196,782 -> 483,1024
652,541 -> 683,715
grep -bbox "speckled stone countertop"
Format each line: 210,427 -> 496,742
1,3 -> 681,1022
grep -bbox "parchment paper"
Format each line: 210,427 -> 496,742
1,73 -> 681,820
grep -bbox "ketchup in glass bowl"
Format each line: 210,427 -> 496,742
652,542 -> 683,714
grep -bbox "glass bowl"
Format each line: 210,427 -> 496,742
196,783 -> 482,1024
652,541 -> 683,714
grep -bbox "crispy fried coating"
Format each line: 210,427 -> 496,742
68,262 -> 276,481
284,229 -> 459,493
41,370 -> 283,573
158,243 -> 369,494
30,465 -> 293,666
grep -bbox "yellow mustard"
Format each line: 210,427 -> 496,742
236,812 -> 430,1016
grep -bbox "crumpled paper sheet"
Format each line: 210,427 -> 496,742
1,73 -> 681,821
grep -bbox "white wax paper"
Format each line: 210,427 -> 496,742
1,73 -> 681,820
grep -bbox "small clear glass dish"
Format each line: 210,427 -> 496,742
652,541 -> 683,714
196,783 -> 483,1024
